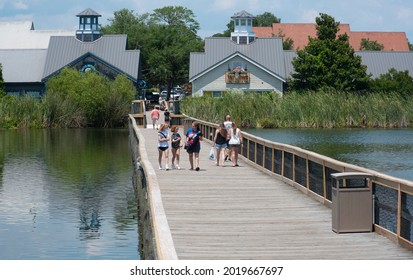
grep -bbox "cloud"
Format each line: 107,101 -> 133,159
397,7 -> 413,21
13,0 -> 28,10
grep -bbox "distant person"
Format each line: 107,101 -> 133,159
164,108 -> 171,123
150,106 -> 160,129
223,115 -> 232,161
185,121 -> 203,171
159,96 -> 166,111
157,123 -> 170,170
213,123 -> 228,166
170,125 -> 181,170
228,122 -> 243,167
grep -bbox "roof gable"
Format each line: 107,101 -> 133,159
190,37 -> 286,81
42,35 -> 140,81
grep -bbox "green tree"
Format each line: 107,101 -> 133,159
359,38 -> 384,51
408,39 -> 413,51
370,68 -> 413,97
102,7 -> 203,97
290,13 -> 370,92
149,6 -> 200,34
253,12 -> 280,27
146,6 -> 203,96
0,63 -> 5,97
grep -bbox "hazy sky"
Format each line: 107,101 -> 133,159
1,0 -> 412,41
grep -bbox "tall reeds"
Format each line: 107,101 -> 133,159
180,90 -> 413,128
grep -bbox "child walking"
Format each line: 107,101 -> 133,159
157,123 -> 170,170
170,126 -> 181,169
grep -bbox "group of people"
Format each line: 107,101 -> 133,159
213,115 -> 243,167
155,114 -> 243,171
156,121 -> 202,171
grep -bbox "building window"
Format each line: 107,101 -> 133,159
240,19 -> 246,26
212,91 -> 223,98
27,90 -> 41,99
232,36 -> 237,43
248,19 -> 252,26
239,36 -> 247,44
235,19 -> 239,26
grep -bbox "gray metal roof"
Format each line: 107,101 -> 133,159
231,11 -> 255,18
77,8 -> 101,17
356,51 -> 413,78
0,49 -> 48,82
283,50 -> 413,79
43,35 -> 140,81
190,37 -> 286,81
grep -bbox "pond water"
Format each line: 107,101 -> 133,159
0,129 -> 139,260
245,128 -> 413,182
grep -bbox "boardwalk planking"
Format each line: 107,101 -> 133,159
139,112 -> 412,259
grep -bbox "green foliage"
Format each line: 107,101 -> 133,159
0,63 -> 5,97
181,90 -> 413,128
44,68 -> 134,128
359,38 -> 384,51
370,68 -> 413,98
253,12 -> 280,27
102,7 -> 204,92
290,13 -> 370,92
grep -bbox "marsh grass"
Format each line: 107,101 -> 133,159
181,90 -> 413,128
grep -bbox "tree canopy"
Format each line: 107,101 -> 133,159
370,68 -> 413,97
289,13 -> 371,92
101,6 -> 204,97
359,38 -> 384,51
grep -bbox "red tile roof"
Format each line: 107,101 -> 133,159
253,23 -> 409,51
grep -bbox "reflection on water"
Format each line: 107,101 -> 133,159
0,129 -> 139,260
246,128 -> 413,182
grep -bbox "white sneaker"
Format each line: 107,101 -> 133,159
165,164 -> 169,170
176,165 -> 181,170
159,165 -> 163,170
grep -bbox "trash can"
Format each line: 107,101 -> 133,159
331,172 -> 373,233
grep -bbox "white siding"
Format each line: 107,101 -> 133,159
192,57 -> 283,96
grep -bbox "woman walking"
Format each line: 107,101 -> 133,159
157,123 -> 170,170
228,122 -> 243,167
213,123 -> 228,166
185,121 -> 202,171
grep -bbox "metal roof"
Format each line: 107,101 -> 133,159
356,51 -> 413,78
231,11 -> 255,18
77,8 -> 101,17
190,37 -> 286,81
0,49 -> 48,82
283,50 -> 413,79
0,21 -> 74,49
42,35 -> 140,81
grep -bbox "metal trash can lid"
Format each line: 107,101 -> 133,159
331,172 -> 373,180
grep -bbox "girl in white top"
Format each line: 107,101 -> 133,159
228,122 -> 243,167
157,123 -> 170,170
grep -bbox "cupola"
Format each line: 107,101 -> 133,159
76,8 -> 102,42
230,10 -> 256,44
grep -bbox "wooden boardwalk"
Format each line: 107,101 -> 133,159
139,113 -> 413,259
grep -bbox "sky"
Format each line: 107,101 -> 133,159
1,0 -> 413,42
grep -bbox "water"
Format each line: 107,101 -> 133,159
0,129 -> 139,260
245,128 -> 413,182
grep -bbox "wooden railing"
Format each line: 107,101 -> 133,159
129,115 -> 178,260
183,116 -> 413,251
